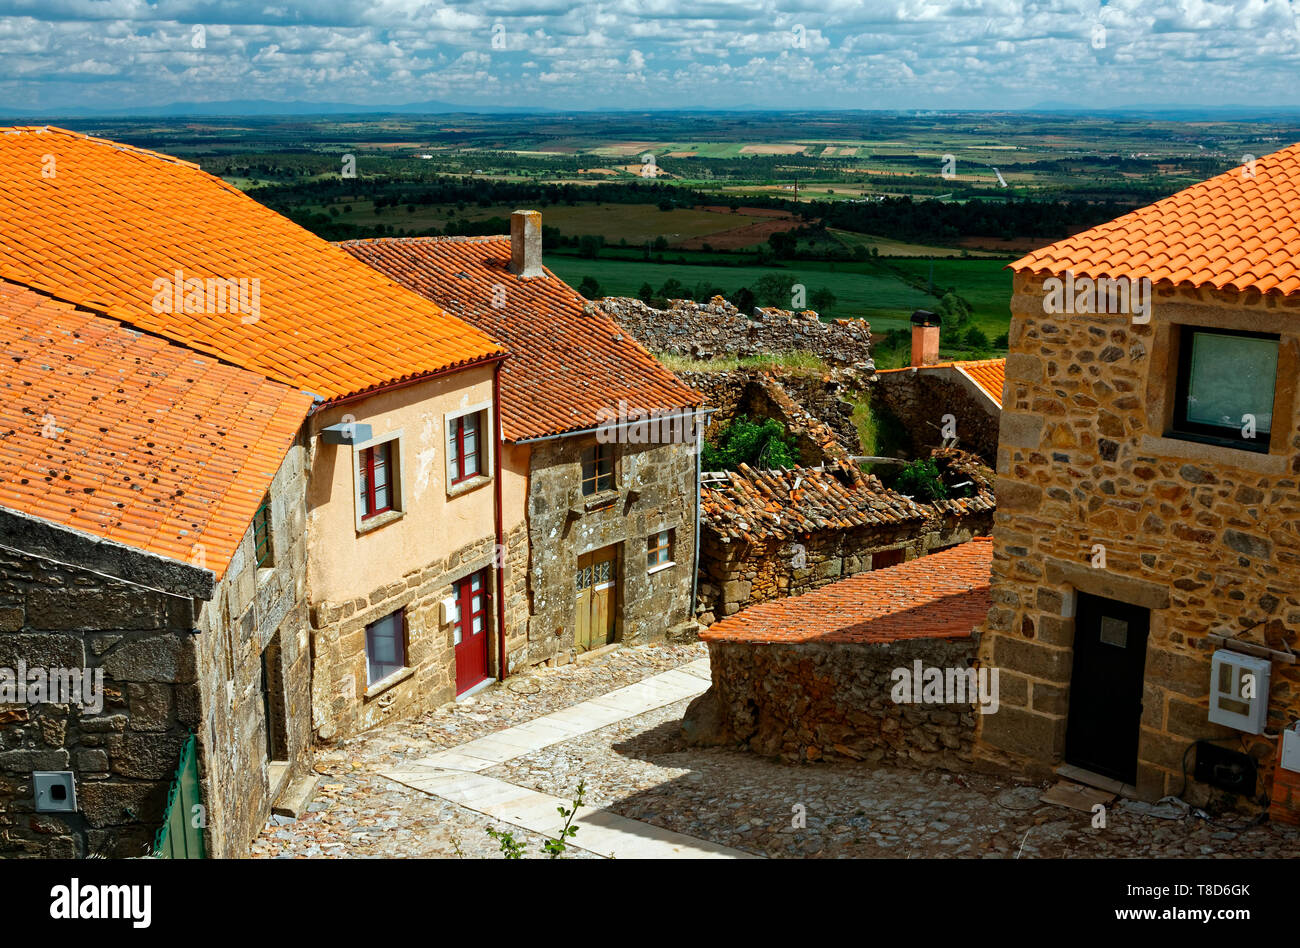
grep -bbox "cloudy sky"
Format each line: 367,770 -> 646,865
1,0 -> 1299,113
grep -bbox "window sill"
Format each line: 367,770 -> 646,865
364,666 -> 414,700
357,508 -> 404,535
583,490 -> 620,512
647,560 -> 676,575
1138,434 -> 1285,475
447,474 -> 492,500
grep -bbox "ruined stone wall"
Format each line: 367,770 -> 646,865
518,434 -> 698,667
193,438 -> 313,858
873,370 -> 1000,462
0,550 -> 198,859
697,513 -> 993,625
976,274 -> 1300,816
682,369 -> 856,467
597,296 -> 874,369
683,636 -> 979,767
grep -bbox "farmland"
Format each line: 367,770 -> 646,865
66,109 -> 1300,364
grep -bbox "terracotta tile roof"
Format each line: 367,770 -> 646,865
338,236 -> 701,440
0,126 -> 503,402
703,462 -> 926,542
700,458 -> 994,544
0,280 -> 312,579
875,358 -> 1005,409
1011,142 -> 1300,296
701,537 -> 993,644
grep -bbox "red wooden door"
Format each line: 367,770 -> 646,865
454,569 -> 490,694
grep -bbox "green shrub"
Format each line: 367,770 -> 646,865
701,415 -> 797,471
893,457 -> 948,500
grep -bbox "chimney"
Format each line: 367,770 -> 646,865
910,309 -> 940,367
509,209 -> 543,277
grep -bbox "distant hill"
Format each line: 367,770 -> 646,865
0,98 -> 547,119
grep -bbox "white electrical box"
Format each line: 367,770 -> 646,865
1208,650 -> 1271,734
1282,726 -> 1300,773
439,596 -> 457,625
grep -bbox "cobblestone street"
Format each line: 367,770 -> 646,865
251,644 -> 1300,859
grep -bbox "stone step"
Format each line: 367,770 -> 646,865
272,772 -> 321,819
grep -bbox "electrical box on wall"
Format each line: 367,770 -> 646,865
439,595 -> 457,625
33,771 -> 77,813
1208,650 -> 1271,734
1282,725 -> 1300,773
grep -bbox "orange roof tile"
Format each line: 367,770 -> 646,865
875,357 -> 1005,408
0,280 -> 312,579
701,537 -> 992,644
1011,142 -> 1300,296
338,236 -> 701,440
0,126 -> 503,401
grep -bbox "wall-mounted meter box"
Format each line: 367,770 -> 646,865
1208,650 -> 1271,734
33,771 -> 77,813
1282,725 -> 1300,773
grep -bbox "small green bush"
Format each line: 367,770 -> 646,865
701,415 -> 797,471
893,457 -> 948,500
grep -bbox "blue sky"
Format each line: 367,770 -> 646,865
2,0 -> 1299,113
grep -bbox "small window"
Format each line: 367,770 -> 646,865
448,411 -> 483,485
581,443 -> 615,495
360,440 -> 396,519
647,529 -> 673,569
253,494 -> 273,568
1172,326 -> 1278,452
365,610 -> 406,686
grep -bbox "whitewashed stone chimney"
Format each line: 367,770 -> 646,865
509,209 -> 544,277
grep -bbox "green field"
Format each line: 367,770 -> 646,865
546,255 -> 964,331
887,258 -> 1015,334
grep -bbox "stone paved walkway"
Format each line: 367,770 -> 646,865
251,643 -> 1300,859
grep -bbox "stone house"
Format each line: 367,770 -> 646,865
0,126 -> 509,852
0,280 -> 313,859
975,144 -> 1300,823
697,450 -> 995,622
873,317 -> 1005,463
340,213 -> 704,669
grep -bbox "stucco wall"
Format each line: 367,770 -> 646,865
976,273 -> 1300,816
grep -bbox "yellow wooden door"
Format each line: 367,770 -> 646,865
574,547 -> 616,652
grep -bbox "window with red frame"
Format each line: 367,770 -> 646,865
447,411 -> 482,485
359,440 -> 394,519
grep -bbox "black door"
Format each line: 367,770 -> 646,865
1064,593 -> 1151,784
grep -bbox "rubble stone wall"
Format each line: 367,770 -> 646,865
683,636 -> 979,767
874,369 -> 1001,463
596,296 -> 874,369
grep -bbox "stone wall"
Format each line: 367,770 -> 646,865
697,511 -> 993,624
683,636 -> 979,767
976,273 -> 1300,817
517,434 -> 698,667
873,369 -> 1001,462
0,550 -> 197,858
596,296 -> 874,370
682,369 -> 858,467
0,439 -> 316,859
193,438 -> 314,858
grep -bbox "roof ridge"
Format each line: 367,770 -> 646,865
2,124 -> 201,170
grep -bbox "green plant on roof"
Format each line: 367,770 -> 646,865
893,457 -> 948,501
701,415 -> 797,471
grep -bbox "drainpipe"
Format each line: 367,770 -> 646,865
691,413 -> 703,624
493,361 -> 509,681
